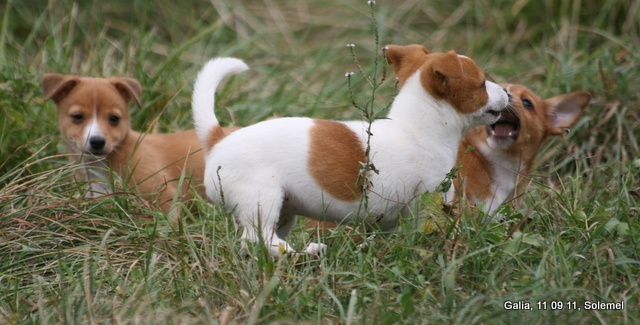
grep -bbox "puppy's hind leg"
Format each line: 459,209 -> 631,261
235,190 -> 295,257
276,213 -> 297,239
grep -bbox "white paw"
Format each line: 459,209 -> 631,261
268,240 -> 295,257
303,242 -> 327,255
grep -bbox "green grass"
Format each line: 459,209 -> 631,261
1,0 -> 639,323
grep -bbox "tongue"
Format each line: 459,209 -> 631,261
492,123 -> 516,137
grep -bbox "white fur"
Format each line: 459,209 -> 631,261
475,141 -> 522,216
80,101 -> 111,197
192,58 -> 249,148
82,115 -> 103,152
81,159 -> 112,197
193,57 -> 508,256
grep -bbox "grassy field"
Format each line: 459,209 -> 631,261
1,0 -> 639,323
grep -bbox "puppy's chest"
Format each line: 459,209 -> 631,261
490,162 -> 520,202
77,159 -> 113,197
478,143 -> 524,200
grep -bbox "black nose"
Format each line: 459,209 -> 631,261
89,136 -> 106,150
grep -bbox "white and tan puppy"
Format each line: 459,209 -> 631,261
456,83 -> 590,219
43,74 -> 237,220
192,44 -> 509,256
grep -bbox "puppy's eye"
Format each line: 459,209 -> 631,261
70,113 -> 84,123
109,115 -> 121,125
522,98 -> 534,110
481,81 -> 486,88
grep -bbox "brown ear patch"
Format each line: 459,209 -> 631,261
385,44 -> 430,86
308,120 -> 366,201
42,73 -> 81,104
432,51 -> 463,80
422,54 -> 488,114
544,91 -> 590,135
109,77 -> 142,108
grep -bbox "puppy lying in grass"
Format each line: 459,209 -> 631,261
43,73 -> 237,222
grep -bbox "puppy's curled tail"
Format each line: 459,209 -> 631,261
192,57 -> 249,150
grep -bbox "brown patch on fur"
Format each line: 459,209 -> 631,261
456,128 -> 493,203
308,120 -> 366,201
385,45 -> 490,115
109,129 -> 206,207
423,53 -> 488,114
207,125 -> 236,152
108,77 -> 142,108
43,74 -> 81,104
385,44 -> 430,86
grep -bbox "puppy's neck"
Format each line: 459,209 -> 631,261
387,72 -> 467,148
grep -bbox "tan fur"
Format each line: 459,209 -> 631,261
456,83 -> 590,213
44,76 -> 139,156
308,119 -> 366,201
456,135 -> 493,201
385,44 -> 430,87
107,129 -> 206,213
207,125 -> 237,152
43,73 -> 235,218
386,45 -> 489,114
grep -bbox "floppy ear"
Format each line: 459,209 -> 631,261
42,73 -> 81,104
545,91 -> 591,135
432,51 -> 462,80
109,77 -> 142,108
384,44 -> 429,65
384,44 -> 430,85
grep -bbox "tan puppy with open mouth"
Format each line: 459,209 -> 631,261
43,74 -> 237,220
456,83 -> 590,220
192,44 -> 510,257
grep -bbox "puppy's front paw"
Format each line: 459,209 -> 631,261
269,240 -> 296,257
303,242 -> 327,255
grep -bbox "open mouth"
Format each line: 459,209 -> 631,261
487,107 -> 520,139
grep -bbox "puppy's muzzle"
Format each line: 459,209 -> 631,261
487,88 -> 512,118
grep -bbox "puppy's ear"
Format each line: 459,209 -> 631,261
384,44 -> 430,86
109,77 -> 142,108
42,73 -> 80,104
432,51 -> 463,80
384,44 -> 429,65
545,91 -> 591,135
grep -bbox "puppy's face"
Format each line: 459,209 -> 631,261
42,74 -> 141,156
486,84 -> 590,152
385,44 -> 508,127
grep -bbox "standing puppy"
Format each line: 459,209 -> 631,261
192,44 -> 509,257
456,83 -> 590,219
43,74 -> 236,219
